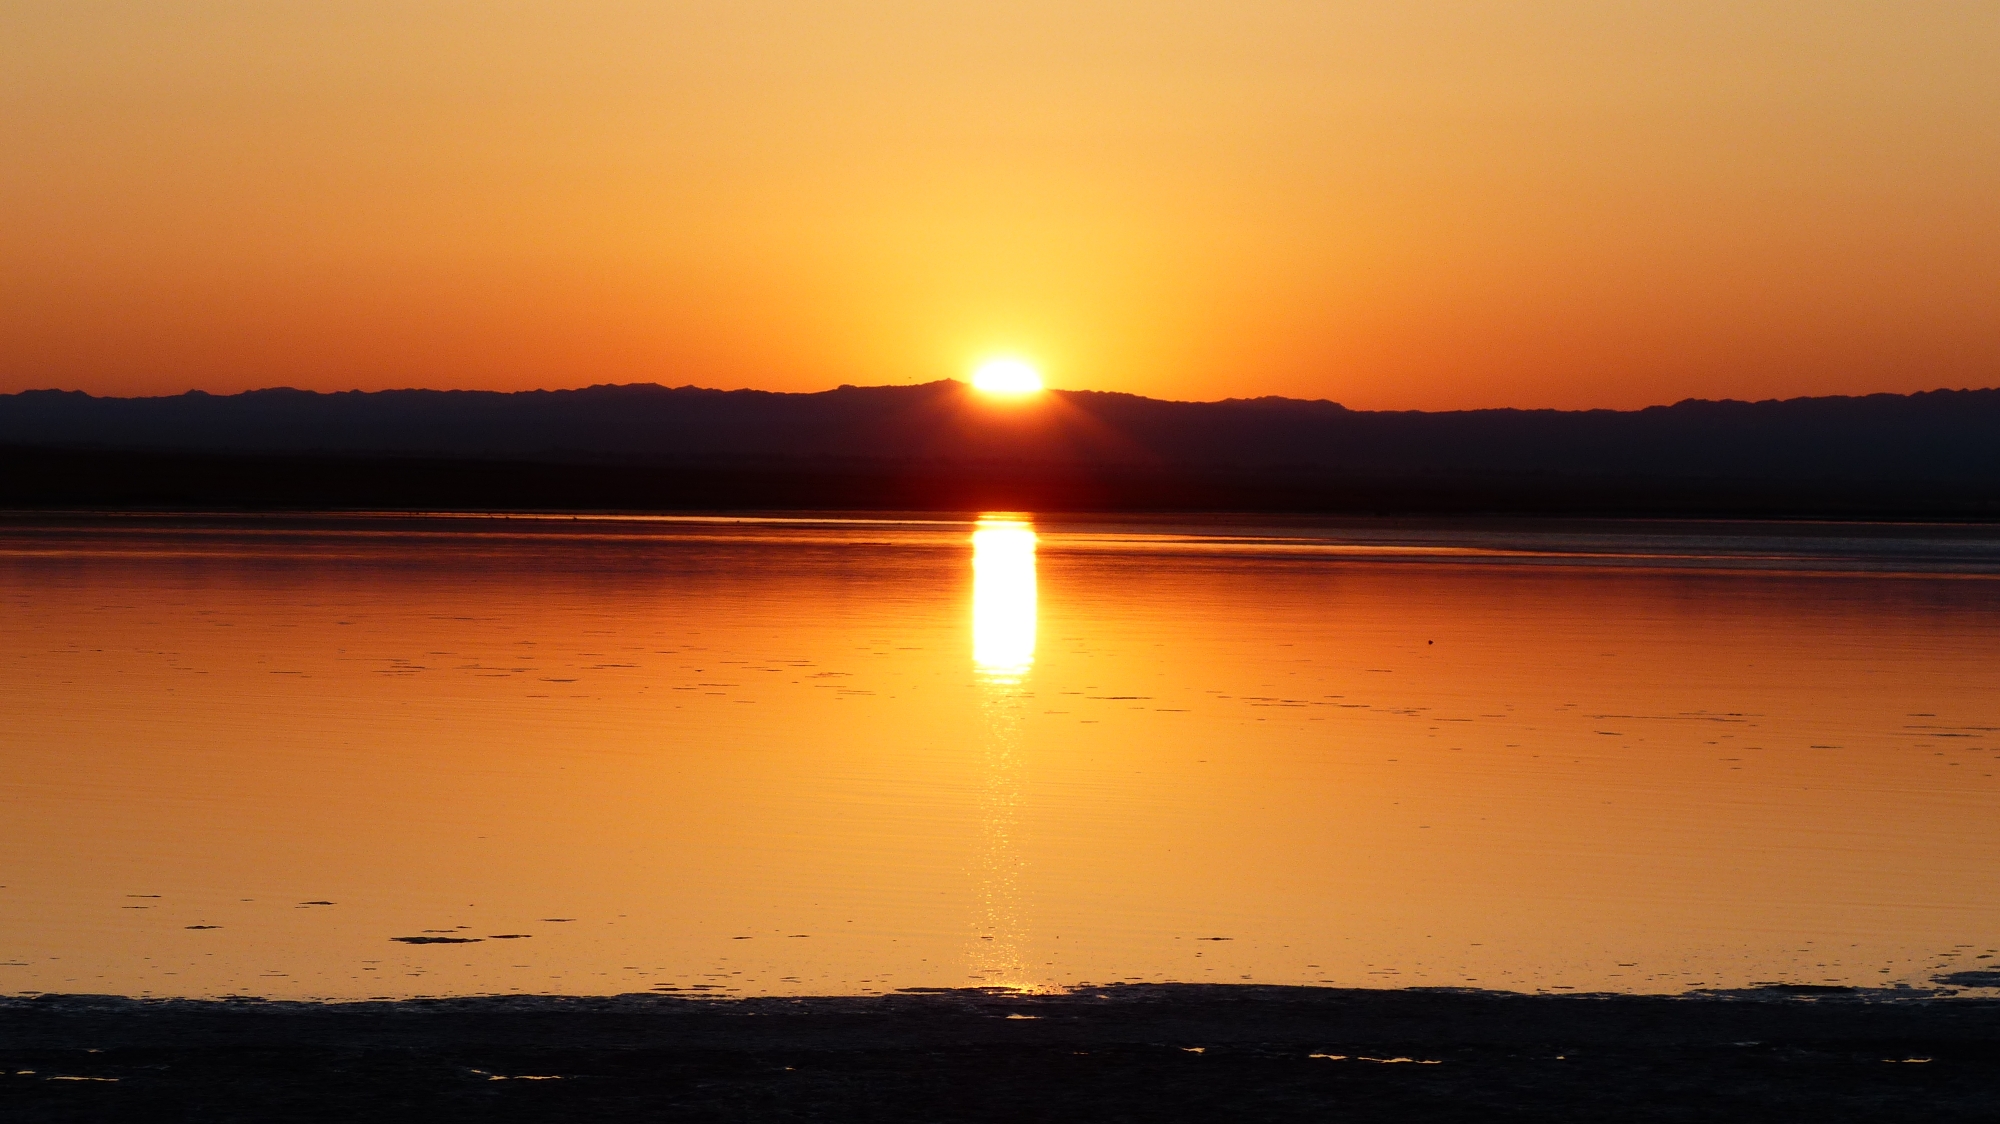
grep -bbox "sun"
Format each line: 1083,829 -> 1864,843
970,358 -> 1044,395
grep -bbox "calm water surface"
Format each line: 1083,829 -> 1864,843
3,514 -> 1998,999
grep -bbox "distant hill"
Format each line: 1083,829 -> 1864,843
3,382 -> 1998,515
6,381 -> 2000,479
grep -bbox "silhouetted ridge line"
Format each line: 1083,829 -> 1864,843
5,382 -> 1998,484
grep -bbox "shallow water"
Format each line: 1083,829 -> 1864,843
3,514 -> 1998,1000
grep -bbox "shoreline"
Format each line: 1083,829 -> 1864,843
7,984 -> 1998,1121
8,445 -> 2000,521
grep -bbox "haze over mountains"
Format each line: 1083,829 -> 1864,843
4,381 -> 1998,515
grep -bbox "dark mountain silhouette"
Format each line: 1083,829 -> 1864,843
3,381 -> 1998,515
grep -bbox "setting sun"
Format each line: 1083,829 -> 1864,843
970,359 -> 1044,396
8,6 -> 2000,1117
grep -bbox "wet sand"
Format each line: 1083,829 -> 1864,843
4,985 -> 1996,1122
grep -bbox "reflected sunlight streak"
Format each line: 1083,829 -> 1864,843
968,515 -> 1038,990
971,518 -> 1038,683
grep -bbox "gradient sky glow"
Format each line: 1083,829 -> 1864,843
4,2 -> 1997,408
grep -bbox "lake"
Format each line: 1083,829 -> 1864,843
3,514 -> 1998,1000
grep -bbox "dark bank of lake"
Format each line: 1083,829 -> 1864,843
5,986 -> 1998,1122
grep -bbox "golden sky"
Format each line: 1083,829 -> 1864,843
4,2 -> 1997,409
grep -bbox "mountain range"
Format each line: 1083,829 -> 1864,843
4,381 -> 1997,515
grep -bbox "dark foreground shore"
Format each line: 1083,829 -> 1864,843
5,985 -> 1997,1122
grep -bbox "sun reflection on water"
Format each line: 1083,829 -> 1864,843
968,515 -> 1038,990
971,517 -> 1038,684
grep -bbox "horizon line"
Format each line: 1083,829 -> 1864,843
8,379 -> 1999,417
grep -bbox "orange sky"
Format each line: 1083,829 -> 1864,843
4,3 -> 1997,410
